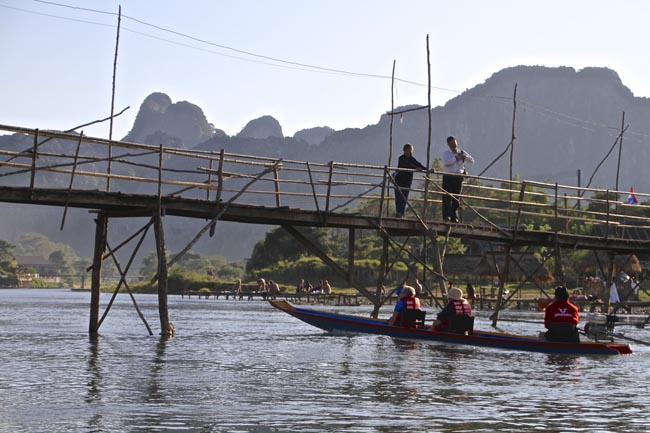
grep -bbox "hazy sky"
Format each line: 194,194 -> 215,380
2,0 -> 649,140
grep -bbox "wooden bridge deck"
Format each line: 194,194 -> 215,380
5,123 -> 650,333
2,124 -> 649,256
0,184 -> 647,254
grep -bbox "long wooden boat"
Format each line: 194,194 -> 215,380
270,300 -> 632,355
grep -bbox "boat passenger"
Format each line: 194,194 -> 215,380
543,285 -> 580,343
258,278 -> 269,300
296,279 -> 306,294
432,287 -> 473,332
387,285 -> 421,326
233,279 -> 242,300
413,278 -> 423,296
268,280 -> 280,300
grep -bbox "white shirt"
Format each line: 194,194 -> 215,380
442,148 -> 475,174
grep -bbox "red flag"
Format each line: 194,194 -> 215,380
627,187 -> 638,204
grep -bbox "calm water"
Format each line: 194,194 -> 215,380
1,289 -> 650,433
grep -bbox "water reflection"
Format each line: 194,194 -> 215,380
4,290 -> 650,433
85,335 -> 102,403
545,353 -> 583,370
85,335 -> 104,432
145,335 -> 170,404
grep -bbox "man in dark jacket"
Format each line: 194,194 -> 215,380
394,143 -> 426,217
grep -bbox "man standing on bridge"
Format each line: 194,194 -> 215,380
442,136 -> 474,223
394,143 -> 427,218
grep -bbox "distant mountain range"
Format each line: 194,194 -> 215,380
2,65 -> 649,262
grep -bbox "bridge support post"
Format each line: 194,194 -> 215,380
348,228 -> 355,287
371,234 -> 390,318
491,245 -> 512,327
153,213 -> 173,335
604,251 -> 616,313
89,213 -> 108,335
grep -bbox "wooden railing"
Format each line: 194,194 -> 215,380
1,123 -> 650,243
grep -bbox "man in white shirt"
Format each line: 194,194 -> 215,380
442,136 -> 475,222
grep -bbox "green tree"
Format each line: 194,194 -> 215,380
140,251 -> 163,277
246,227 -> 324,272
48,249 -> 78,285
0,240 -> 17,275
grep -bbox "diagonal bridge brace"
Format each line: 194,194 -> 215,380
282,224 -> 378,303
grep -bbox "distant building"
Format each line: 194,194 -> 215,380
15,256 -> 61,281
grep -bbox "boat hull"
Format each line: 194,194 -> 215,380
270,300 -> 632,355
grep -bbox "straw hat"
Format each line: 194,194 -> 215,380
448,287 -> 464,300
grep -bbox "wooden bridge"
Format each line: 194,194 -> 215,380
2,123 -> 650,334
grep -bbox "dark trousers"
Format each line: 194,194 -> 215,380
545,323 -> 580,343
442,174 -> 463,221
394,185 -> 410,216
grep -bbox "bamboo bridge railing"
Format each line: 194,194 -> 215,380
1,123 -> 650,248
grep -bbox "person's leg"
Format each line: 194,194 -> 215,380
449,177 -> 463,222
441,175 -> 452,220
401,188 -> 411,215
395,186 -> 405,216
395,184 -> 410,217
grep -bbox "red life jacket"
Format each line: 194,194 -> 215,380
404,296 -> 421,310
436,300 -> 473,331
396,296 -> 422,326
451,299 -> 472,316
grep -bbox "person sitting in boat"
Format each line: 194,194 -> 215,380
296,279 -> 306,294
543,285 -> 580,343
257,278 -> 269,300
387,285 -> 421,326
413,278 -> 423,296
322,279 -> 332,295
268,280 -> 280,300
431,287 -> 473,332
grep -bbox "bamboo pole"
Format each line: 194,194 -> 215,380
325,161 -> 334,213
107,241 -> 153,335
282,224 -> 376,303
151,161 -> 281,282
615,111 -> 625,193
423,34 -> 432,220
60,131 -> 84,230
388,60 -> 395,168
348,228 -> 355,287
153,212 -> 172,335
615,111 -> 625,218
508,84 -> 517,225
306,162 -> 322,217
107,6 -> 121,192
491,245 -> 512,327
4,107 -> 129,164
512,181 -> 526,241
371,235 -> 390,318
378,166 -> 388,224
216,149 -> 225,202
29,129 -> 39,199
86,220 -> 153,272
273,161 -> 281,207
206,158 -> 214,201
423,35 -> 432,287
89,213 -> 108,335
157,143 -> 164,213
553,182 -> 564,281
99,231 -> 153,335
604,251 -> 616,313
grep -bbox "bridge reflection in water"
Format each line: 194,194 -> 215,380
1,124 -> 649,333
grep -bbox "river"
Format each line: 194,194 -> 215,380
1,289 -> 649,433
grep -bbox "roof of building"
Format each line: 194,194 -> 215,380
15,256 -> 53,266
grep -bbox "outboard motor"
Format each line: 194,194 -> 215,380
584,313 -> 618,341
